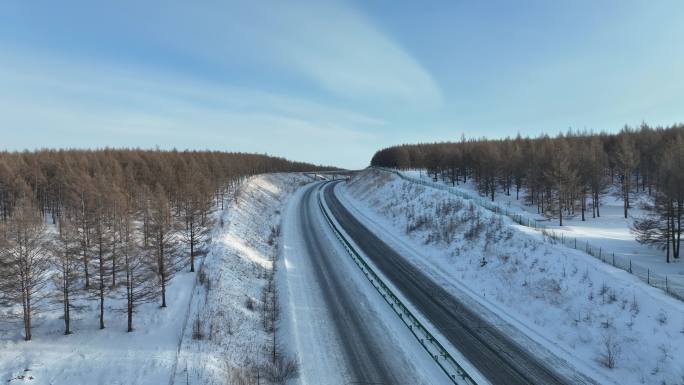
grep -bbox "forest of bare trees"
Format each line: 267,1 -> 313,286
0,149 -> 325,340
371,123 -> 684,263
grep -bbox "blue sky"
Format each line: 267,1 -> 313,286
1,1 -> 683,169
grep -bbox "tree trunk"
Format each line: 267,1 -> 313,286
63,270 -> 71,335
99,243 -> 105,330
673,199 -> 681,259
159,231 -> 167,308
81,195 -> 90,289
623,175 -> 630,218
490,178 -> 495,202
128,299 -> 133,332
190,218 -> 195,273
21,278 -> 31,341
83,238 -> 89,289
111,239 -> 117,288
26,293 -> 32,341
666,205 -> 672,263
677,199 -> 682,259
125,247 -> 134,332
127,271 -> 133,332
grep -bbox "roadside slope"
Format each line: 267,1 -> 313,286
338,169 -> 684,385
171,173 -> 309,384
325,182 -> 585,385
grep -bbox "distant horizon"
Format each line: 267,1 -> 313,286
3,120 -> 681,169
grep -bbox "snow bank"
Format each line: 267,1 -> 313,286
342,169 -> 684,385
401,169 -> 684,283
172,173 -> 309,385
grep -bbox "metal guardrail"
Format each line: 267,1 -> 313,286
373,167 -> 684,302
317,183 -> 478,385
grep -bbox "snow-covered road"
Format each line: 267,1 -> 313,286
279,182 -> 451,385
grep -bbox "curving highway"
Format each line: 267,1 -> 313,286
280,178 -> 595,385
279,182 -> 450,385
322,180 -> 596,385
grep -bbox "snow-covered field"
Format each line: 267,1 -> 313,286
341,169 -> 684,385
0,173 -> 308,385
1,266 -> 197,385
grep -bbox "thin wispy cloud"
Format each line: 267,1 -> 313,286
262,1 -> 444,108
139,1 -> 444,108
0,48 -> 381,166
1,0 -> 683,168
0,0 -> 442,168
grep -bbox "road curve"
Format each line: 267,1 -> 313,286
281,182 -> 445,385
323,181 -> 593,385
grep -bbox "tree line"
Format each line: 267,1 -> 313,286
371,123 -> 684,263
0,149 -> 326,340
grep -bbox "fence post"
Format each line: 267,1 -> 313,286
666,276 -> 669,293
612,253 -> 615,266
647,269 -> 650,285
574,238 -> 577,249
629,259 -> 632,273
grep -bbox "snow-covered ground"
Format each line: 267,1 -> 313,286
1,267 -> 198,385
0,173 -> 308,385
171,173 -> 309,384
341,169 -> 684,385
400,169 -> 684,298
